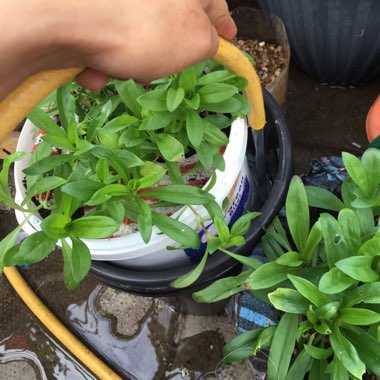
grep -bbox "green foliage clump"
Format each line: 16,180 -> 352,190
195,147 -> 380,379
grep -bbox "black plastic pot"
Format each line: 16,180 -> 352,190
90,89 -> 293,296
258,0 -> 380,85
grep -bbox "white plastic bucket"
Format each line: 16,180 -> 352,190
14,118 -> 251,270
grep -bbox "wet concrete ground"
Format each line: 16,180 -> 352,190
1,61 -> 379,379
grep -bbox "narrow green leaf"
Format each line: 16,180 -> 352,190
196,141 -> 215,170
61,237 -> 90,290
23,154 -> 73,176
2,244 -> 23,268
264,217 -> 292,252
186,109 -> 204,148
28,107 -> 74,149
214,216 -> 229,242
137,89 -> 168,111
276,251 -> 303,267
101,115 -> 138,134
179,66 -> 197,92
97,130 -> 119,149
201,97 -> 243,113
251,325 -> 276,355
142,111 -> 176,131
331,358 -> 349,380
223,327 -> 275,363
284,348 -> 313,380
308,359 -> 330,380
130,161 -> 166,190
166,87 -> 185,112
268,288 -> 309,314
337,208 -> 362,255
152,212 -> 200,249
0,222 -> 31,271
319,213 -> 349,267
288,274 -> 330,308
135,198 -> 152,244
68,216 -> 119,239
329,323 -> 366,379
342,151 -> 369,196
340,177 -> 356,207
286,176 -> 309,253
90,146 -> 143,180
230,212 -> 261,237
342,282 -> 380,307
315,301 -> 340,320
339,308 -> 380,325
57,83 -> 75,131
220,249 -> 263,270
119,128 -> 145,147
19,231 -> 56,264
199,83 -> 238,104
171,250 -> 209,288
314,321 -> 332,335
184,94 -> 200,110
0,152 -> 35,209
361,147 -> 380,195
335,256 -> 378,282
268,313 -> 298,380
319,267 -> 357,294
67,120 -> 79,146
41,214 -> 71,239
303,221 -> 322,262
305,185 -> 344,212
70,236 -> 91,284
140,185 -> 214,205
342,326 -> 380,375
248,262 -> 297,290
105,200 -> 125,225
356,207 -> 376,236
261,234 -> 285,261
304,345 -> 333,360
196,70 -> 235,85
114,79 -> 144,117
358,237 -> 380,257
193,270 -> 252,303
154,133 -> 184,162
86,184 -> 131,206
26,176 -> 66,200
61,180 -> 104,202
202,120 -> 229,146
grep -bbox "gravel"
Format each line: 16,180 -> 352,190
232,38 -> 288,85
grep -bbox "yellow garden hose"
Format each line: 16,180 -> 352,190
3,266 -> 122,380
0,37 -> 266,379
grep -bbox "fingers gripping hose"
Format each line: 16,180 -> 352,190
0,38 -> 266,144
0,37 -> 266,379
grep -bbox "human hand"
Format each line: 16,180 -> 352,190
72,0 -> 237,89
0,0 -> 236,99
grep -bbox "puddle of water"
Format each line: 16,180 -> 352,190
0,323 -> 96,380
66,285 -> 179,380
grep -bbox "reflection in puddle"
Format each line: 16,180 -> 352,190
67,285 -> 170,380
0,325 -> 96,380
